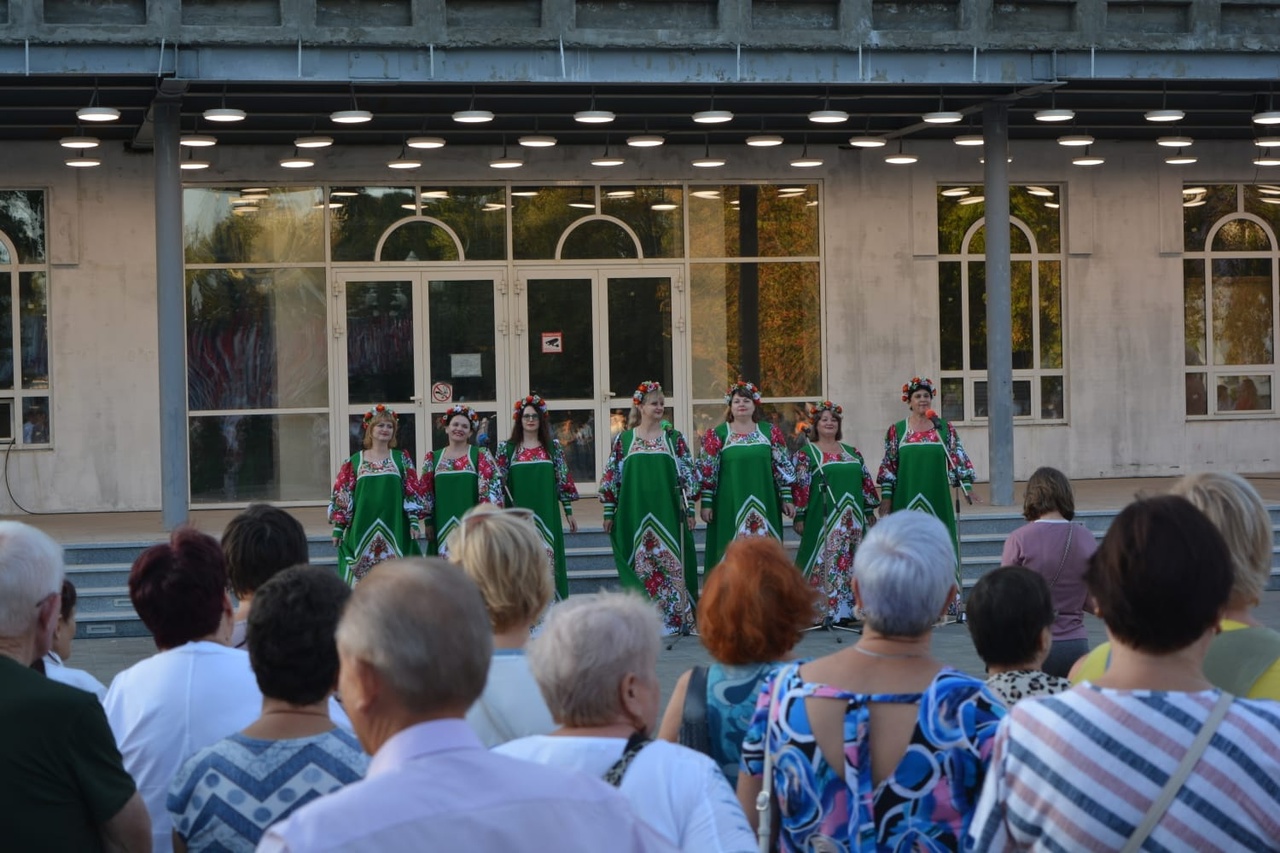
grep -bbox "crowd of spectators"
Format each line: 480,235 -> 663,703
3,472 -> 1280,852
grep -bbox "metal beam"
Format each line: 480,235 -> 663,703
983,101 -> 1014,507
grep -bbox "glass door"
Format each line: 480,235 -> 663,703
334,270 -> 507,472
517,267 -> 683,490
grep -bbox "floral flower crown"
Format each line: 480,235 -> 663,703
901,376 -> 936,402
724,378 -> 763,406
512,393 -> 548,422
362,404 -> 398,429
438,404 -> 479,430
632,381 -> 663,407
809,400 -> 843,419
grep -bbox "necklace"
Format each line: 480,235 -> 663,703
853,643 -> 929,660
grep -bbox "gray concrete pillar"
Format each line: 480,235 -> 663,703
983,102 -> 1014,506
154,96 -> 189,529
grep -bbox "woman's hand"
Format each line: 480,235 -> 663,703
331,535 -> 341,547
782,501 -> 796,519
686,514 -> 697,531
877,502 -> 891,518
566,515 -> 578,534
793,519 -> 804,536
602,519 -> 613,534
410,526 -> 422,540
423,525 -> 435,542
700,507 -> 714,524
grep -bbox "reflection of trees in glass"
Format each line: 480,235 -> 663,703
329,187 -> 416,262
689,184 -> 817,259
562,219 -> 639,259
0,272 -> 12,389
416,187 -> 506,260
0,190 -> 45,263
381,220 -> 461,261
1212,219 -> 1271,252
937,186 -> 1060,254
1211,258 -> 1273,365
599,187 -> 683,258
513,187 -> 587,259
184,188 -> 323,264
1184,185 -> 1237,250
1183,260 -> 1206,366
18,272 -> 48,389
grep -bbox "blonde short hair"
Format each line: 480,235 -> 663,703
447,505 -> 552,633
1171,472 -> 1272,608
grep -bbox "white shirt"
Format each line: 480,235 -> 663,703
259,718 -> 679,853
465,650 -> 556,746
104,641 -> 263,853
496,735 -> 757,853
42,651 -> 107,701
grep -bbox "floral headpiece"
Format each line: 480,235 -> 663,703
438,404 -> 479,430
724,378 -> 763,406
362,404 -> 398,430
632,381 -> 663,407
512,393 -> 548,422
901,376 -> 936,402
808,400 -> 843,420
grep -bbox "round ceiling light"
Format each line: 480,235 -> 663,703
693,110 -> 734,124
387,156 -> 422,170
180,134 -> 217,148
1144,109 -> 1185,122
518,135 -> 557,148
294,135 -> 334,149
626,135 -> 664,148
1255,137 -> 1280,147
1254,111 -> 1280,125
1164,155 -> 1197,165
489,155 -> 523,169
203,108 -> 246,123
59,136 -> 100,149
65,155 -> 102,167
407,136 -> 446,149
180,158 -> 211,171
1254,156 -> 1280,166
692,156 -> 726,167
885,152 -> 919,164
1035,108 -> 1075,122
331,110 -> 372,124
847,135 -> 887,148
453,109 -> 494,124
952,134 -> 984,146
1057,134 -> 1094,147
808,109 -> 848,124
77,106 -> 121,122
590,154 -> 625,166
279,154 -> 315,168
574,109 -> 615,124
746,135 -> 784,147
1072,152 -> 1105,166
922,110 -> 963,124
790,153 -> 824,167
1157,136 -> 1194,147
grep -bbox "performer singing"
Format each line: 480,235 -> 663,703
421,404 -> 502,558
876,377 -> 976,592
599,381 -> 699,634
328,405 -> 428,585
496,393 -> 579,601
792,400 -> 880,623
698,378 -> 796,575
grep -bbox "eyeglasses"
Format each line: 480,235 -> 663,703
34,590 -> 60,610
521,413 -> 541,420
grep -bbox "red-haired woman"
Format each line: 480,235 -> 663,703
421,404 -> 503,558
496,393 -> 579,600
793,400 -> 880,624
698,378 -> 796,574
656,536 -> 818,787
328,405 -> 428,586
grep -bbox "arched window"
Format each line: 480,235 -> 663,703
0,190 -> 51,445
936,185 -> 1066,422
1182,185 -> 1277,416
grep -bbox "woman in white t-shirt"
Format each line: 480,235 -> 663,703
41,578 -> 107,700
497,592 -> 756,853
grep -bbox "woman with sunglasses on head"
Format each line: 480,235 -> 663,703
792,400 -> 880,626
420,404 -> 503,559
599,381 -> 699,635
328,405 -> 428,586
496,394 -> 580,601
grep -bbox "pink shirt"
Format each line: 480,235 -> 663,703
1000,519 -> 1097,641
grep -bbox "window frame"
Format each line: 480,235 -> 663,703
0,191 -> 53,449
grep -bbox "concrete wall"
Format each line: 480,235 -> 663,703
1,135 -> 1274,513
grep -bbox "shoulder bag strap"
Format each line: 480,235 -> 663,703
1046,523 -> 1075,591
756,663 -> 793,853
603,730 -> 653,787
1120,692 -> 1234,853
678,665 -> 712,755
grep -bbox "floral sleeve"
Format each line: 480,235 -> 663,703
698,427 -> 723,509
791,447 -> 813,521
398,450 -> 427,527
946,423 -> 977,492
672,431 -> 699,514
768,424 -> 796,502
419,451 -> 436,526
476,447 -> 504,506
852,446 -> 881,519
550,440 -> 580,513
327,458 -> 357,538
598,434 -> 626,519
876,423 -> 900,503
494,441 -> 513,480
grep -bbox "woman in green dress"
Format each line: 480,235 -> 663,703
421,404 -> 503,558
328,404 -> 428,585
698,379 -> 796,576
599,381 -> 699,634
496,393 -> 579,601
792,400 -> 880,624
876,377 -> 976,602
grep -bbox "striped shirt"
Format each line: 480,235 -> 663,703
968,685 -> 1280,852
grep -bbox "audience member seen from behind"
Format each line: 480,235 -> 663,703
0,521 -> 150,852
999,466 -> 1097,677
971,496 -> 1280,850
738,511 -> 1005,851
222,503 -> 310,649
1072,472 -> 1280,699
448,504 -> 556,746
966,566 -> 1072,706
105,526 -> 264,853
168,566 -> 368,852
656,536 -> 818,787
41,578 -> 108,700
497,592 -> 756,853
260,561 -> 678,853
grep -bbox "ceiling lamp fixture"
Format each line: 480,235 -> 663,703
884,140 -> 918,165
331,109 -> 372,124
790,139 -> 823,168
387,146 -> 422,170
808,108 -> 848,124
180,150 -> 211,171
489,138 -> 523,169
746,134 -> 784,147
203,89 -> 245,123
407,136 -> 446,149
59,134 -> 100,149
1164,154 -> 1197,165
64,154 -> 101,168
1254,155 -> 1280,166
953,134 -> 984,146
279,148 -> 315,169
923,97 -> 963,124
1071,147 -> 1105,166
1255,137 -> 1280,147
1057,133 -> 1094,147
180,134 -> 217,148
453,92 -> 494,124
847,135 -> 887,148
575,93 -> 615,124
693,96 -> 734,124
1145,108 -> 1185,122
76,85 -> 120,122
1157,136 -> 1193,148
692,138 -> 725,168
518,135 -> 557,148
1254,111 -> 1280,125
1034,92 -> 1074,123
627,134 -> 664,147
591,139 -> 625,167
294,135 -> 333,149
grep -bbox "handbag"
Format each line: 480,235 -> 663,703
755,663 -> 792,853
677,665 -> 712,756
1119,691 -> 1233,853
